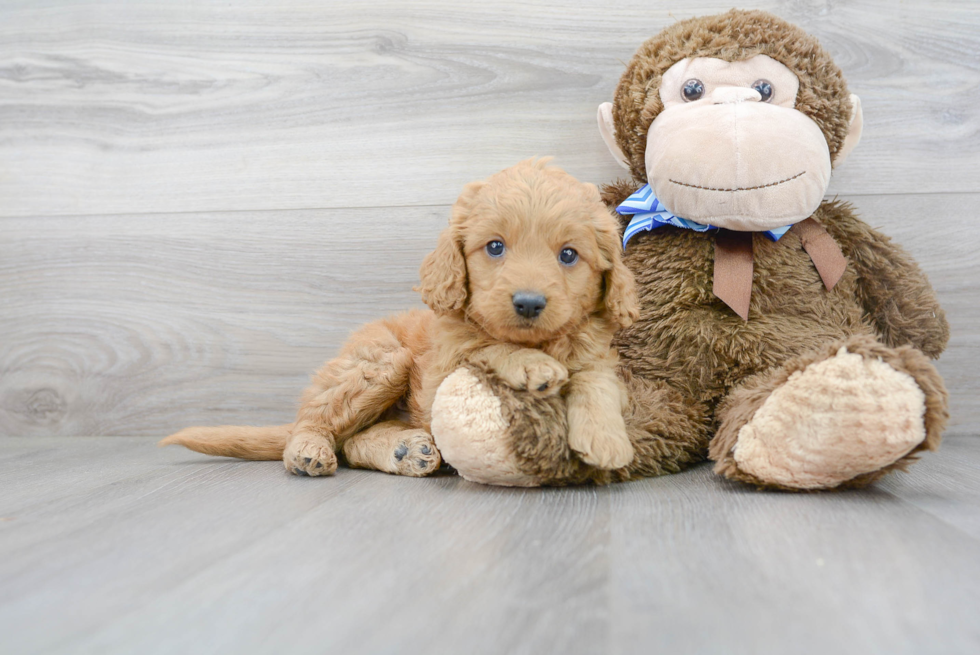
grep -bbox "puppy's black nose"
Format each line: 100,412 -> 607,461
512,291 -> 547,319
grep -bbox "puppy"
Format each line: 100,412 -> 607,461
161,159 -> 639,476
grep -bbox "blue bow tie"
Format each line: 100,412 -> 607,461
617,184 -> 792,249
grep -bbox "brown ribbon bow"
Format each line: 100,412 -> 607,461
712,218 -> 847,321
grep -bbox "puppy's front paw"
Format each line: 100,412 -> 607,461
525,357 -> 568,397
284,437 -> 338,477
569,421 -> 634,470
499,351 -> 568,397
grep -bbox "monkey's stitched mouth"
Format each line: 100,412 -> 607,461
668,170 -> 806,193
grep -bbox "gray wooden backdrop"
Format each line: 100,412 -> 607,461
1,0 -> 977,438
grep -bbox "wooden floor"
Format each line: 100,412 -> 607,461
1,435 -> 978,655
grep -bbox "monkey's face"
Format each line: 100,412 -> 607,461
600,54 -> 862,231
647,55 -> 830,230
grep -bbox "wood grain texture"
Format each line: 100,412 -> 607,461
0,207 -> 445,437
2,193 -> 976,438
1,0 -> 979,217
1,435 -> 978,654
880,436 -> 980,541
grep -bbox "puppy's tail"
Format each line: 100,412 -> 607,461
158,424 -> 291,460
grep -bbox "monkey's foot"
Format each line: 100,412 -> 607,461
712,337 -> 947,491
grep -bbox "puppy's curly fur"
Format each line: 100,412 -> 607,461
161,159 -> 639,477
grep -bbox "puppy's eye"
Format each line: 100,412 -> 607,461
485,240 -> 505,258
559,247 -> 578,266
682,79 -> 704,102
751,79 -> 773,102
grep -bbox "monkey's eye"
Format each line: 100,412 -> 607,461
485,240 -> 505,258
682,79 -> 705,102
751,79 -> 774,102
559,247 -> 579,266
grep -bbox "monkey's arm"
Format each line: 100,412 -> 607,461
819,201 -> 949,358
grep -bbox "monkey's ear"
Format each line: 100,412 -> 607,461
416,226 -> 467,316
835,94 -> 863,168
597,103 -> 631,170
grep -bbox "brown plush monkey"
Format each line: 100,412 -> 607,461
430,9 -> 950,490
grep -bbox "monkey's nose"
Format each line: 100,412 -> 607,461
512,291 -> 547,319
710,86 -> 762,104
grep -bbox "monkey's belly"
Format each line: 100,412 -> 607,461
616,228 -> 870,398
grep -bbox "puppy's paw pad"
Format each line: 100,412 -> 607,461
523,359 -> 568,397
284,439 -> 337,477
392,431 -> 441,477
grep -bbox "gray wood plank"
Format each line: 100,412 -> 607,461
0,437 -> 610,655
607,463 -> 980,655
2,193 -> 976,438
1,0 -> 979,218
0,207 -> 445,437
0,437 -> 157,514
879,435 -> 980,540
1,436 -> 978,655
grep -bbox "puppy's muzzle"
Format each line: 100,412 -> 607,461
512,291 -> 547,320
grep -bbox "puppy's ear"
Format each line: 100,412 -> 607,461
594,208 -> 639,328
415,180 -> 486,315
417,226 -> 467,315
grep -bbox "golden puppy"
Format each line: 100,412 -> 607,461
161,159 -> 639,476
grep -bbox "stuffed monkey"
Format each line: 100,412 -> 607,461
430,9 -> 949,490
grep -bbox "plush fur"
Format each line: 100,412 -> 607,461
432,365 -> 592,486
161,159 -> 640,477
437,10 -> 950,490
466,196 -> 948,488
710,334 -> 948,490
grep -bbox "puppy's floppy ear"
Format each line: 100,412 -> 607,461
417,226 -> 467,315
416,180 -> 486,315
593,207 -> 639,328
